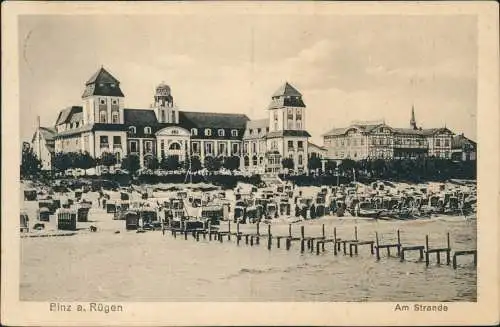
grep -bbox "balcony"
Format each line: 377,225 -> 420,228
113,144 -> 122,149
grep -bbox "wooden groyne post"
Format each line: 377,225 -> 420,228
333,227 -> 338,255
286,224 -> 292,251
452,250 -> 477,269
375,232 -> 380,260
425,233 -> 451,266
300,226 -> 305,253
267,224 -> 272,250
228,221 -> 231,241
236,222 -> 241,246
425,235 -> 429,266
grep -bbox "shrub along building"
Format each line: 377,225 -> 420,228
322,106 -> 471,161
38,67 -> 314,173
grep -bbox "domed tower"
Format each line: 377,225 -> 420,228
154,82 -> 177,123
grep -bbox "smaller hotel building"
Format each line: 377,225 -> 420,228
322,107 -> 462,161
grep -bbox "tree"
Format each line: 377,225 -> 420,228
324,160 -> 337,174
307,154 -> 322,171
20,146 -> 41,178
281,158 -> 294,173
53,152 -> 72,173
204,156 -> 222,172
223,156 -> 240,172
99,152 -> 117,168
161,155 -> 180,171
189,156 -> 202,172
74,151 -> 95,174
145,156 -> 159,170
121,154 -> 140,176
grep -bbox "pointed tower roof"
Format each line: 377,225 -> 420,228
410,104 -> 417,129
272,82 -> 302,97
82,66 -> 124,98
85,66 -> 120,86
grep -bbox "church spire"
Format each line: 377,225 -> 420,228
410,105 -> 417,130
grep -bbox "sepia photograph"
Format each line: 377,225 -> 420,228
2,1 -> 499,326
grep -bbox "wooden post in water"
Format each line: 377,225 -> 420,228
375,232 -> 380,260
228,221 -> 231,241
446,232 -> 451,265
288,224 -> 292,238
236,222 -> 241,246
397,229 -> 401,257
322,224 -> 325,239
354,226 -> 358,241
267,224 -> 272,250
452,253 -> 457,269
300,226 -> 305,253
425,235 -> 430,266
196,231 -> 200,242
333,227 -> 338,256
250,235 -> 254,246
208,221 -> 212,241
286,237 -> 291,251
256,222 -> 260,236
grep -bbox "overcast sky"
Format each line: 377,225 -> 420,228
19,14 -> 477,144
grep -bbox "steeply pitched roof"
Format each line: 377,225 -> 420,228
178,111 -> 250,129
308,141 -> 326,151
272,82 -> 302,97
268,97 -> 306,109
55,106 -> 83,126
85,67 -> 120,85
123,109 -> 159,126
32,127 -> 57,143
82,67 -> 124,98
451,134 -> 477,149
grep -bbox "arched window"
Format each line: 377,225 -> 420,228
205,129 -> 212,136
231,129 -> 238,137
252,156 -> 258,166
161,110 -> 166,122
218,129 -> 225,137
99,111 -> 107,123
144,126 -> 152,135
169,142 -> 181,150
191,128 -> 198,136
259,157 -> 263,165
112,111 -> 119,123
298,154 -> 303,165
244,156 -> 249,167
129,126 -> 136,135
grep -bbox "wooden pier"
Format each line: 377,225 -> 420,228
162,221 -> 476,271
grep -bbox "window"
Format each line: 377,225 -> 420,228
231,129 -> 238,137
444,139 -> 449,147
259,157 -> 263,165
191,128 -> 198,136
296,121 -> 301,129
112,99 -> 118,105
113,136 -> 121,144
144,127 -> 152,135
170,142 -> 181,150
249,129 -> 253,135
296,109 -> 302,120
266,127 -> 269,133
130,141 -> 138,153
257,128 -> 261,134
112,111 -> 119,123
244,143 -> 248,153
205,129 -> 212,136
218,143 -> 226,155
115,152 -> 121,163
99,111 -> 107,123
206,142 -> 213,154
192,142 -> 199,153
288,140 -> 293,149
252,142 -> 257,154
436,151 -> 440,157
161,111 -> 166,122
100,136 -> 108,146
298,141 -> 303,149
145,141 -> 153,153
110,83 -> 116,88
252,156 -> 258,166
274,112 -> 278,121
298,154 -> 303,166
218,129 -> 225,137
129,126 -> 136,134
100,98 -> 106,105
436,139 -> 441,146
232,143 -> 239,154
160,140 -> 165,158
244,156 -> 249,167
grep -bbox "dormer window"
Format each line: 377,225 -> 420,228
99,83 -> 104,87
144,126 -> 152,135
218,129 -> 225,137
129,126 -> 136,134
205,129 -> 212,136
231,129 -> 238,137
191,128 -> 198,136
110,83 -> 116,88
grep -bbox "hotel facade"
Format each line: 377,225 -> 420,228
34,67 -> 317,173
322,107 -> 476,161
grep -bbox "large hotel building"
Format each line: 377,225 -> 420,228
322,107 -> 476,161
32,67 -> 322,173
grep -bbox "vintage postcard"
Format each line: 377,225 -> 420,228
1,1 -> 499,326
